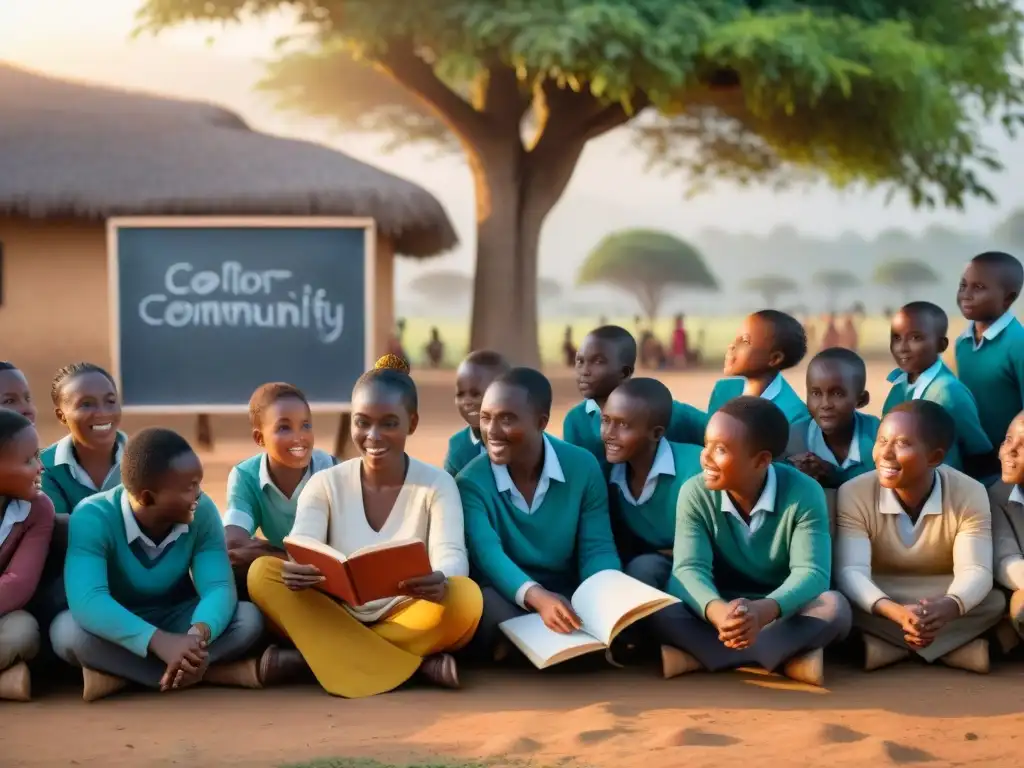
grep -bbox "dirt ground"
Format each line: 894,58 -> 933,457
5,362 -> 1024,768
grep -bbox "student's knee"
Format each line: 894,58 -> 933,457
246,556 -> 285,605
973,589 -> 1007,620
48,611 -> 92,666
0,610 -> 40,668
1008,590 -> 1024,625
625,554 -> 672,589
805,590 -> 853,637
227,601 -> 266,645
445,577 -> 484,629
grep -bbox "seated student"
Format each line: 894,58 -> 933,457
835,401 -> 1003,674
651,397 -> 849,687
786,348 -> 879,489
600,378 -> 702,584
989,410 -> 1024,643
458,367 -> 621,656
956,251 -> 1024,479
223,383 -> 336,592
41,363 -> 126,516
563,325 -> 706,464
443,350 -> 510,477
707,310 -> 810,425
0,410 -> 54,702
0,362 -> 37,424
247,355 -> 481,698
50,428 -> 265,701
882,302 -> 992,475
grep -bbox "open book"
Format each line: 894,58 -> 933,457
498,569 -> 679,669
283,535 -> 432,607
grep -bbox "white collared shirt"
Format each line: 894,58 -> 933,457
490,436 -> 566,608
806,419 -> 861,470
887,358 -> 943,400
0,498 -> 32,548
54,433 -> 125,492
584,399 -> 601,415
721,465 -> 778,539
258,450 -> 334,503
1010,485 -> 1024,506
609,437 -> 676,506
760,374 -> 783,401
879,472 -> 944,547
121,492 -> 189,560
468,428 -> 486,458
959,310 -> 1016,351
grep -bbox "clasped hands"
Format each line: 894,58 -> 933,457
706,597 -> 780,649
875,596 -> 961,649
149,624 -> 211,692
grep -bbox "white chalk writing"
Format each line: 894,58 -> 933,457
137,261 -> 345,343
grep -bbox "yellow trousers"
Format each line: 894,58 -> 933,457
247,556 -> 482,698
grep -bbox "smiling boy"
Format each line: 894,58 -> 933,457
989,411 -> 1024,643
835,401 -> 1003,674
443,351 -> 510,476
563,326 -> 706,465
882,302 -> 992,476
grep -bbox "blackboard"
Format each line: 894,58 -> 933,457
108,217 -> 375,412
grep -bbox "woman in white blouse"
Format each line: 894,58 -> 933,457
247,356 -> 483,698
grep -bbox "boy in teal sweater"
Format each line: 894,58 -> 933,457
443,350 -> 510,476
562,326 -> 706,465
707,310 -> 810,425
50,428 -> 265,701
458,367 -> 621,657
601,378 -> 702,584
223,382 -> 336,591
786,348 -> 880,489
956,251 -> 1024,480
882,302 -> 992,475
652,397 -> 850,687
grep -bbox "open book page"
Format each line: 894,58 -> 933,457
498,614 -> 606,669
348,537 -> 424,558
283,534 -> 346,562
570,569 -> 680,646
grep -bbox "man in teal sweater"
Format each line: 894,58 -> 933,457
652,397 -> 851,687
955,251 -> 1024,480
49,429 -> 264,701
562,325 -> 706,466
458,367 -> 622,657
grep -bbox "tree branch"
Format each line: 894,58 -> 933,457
376,40 -> 485,142
481,60 -> 530,126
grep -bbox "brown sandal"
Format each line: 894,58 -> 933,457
418,653 -> 460,689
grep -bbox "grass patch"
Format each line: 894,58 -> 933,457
280,760 -> 492,768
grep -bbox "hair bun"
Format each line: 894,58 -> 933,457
373,354 -> 410,374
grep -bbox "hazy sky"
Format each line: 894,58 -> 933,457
2,0 -> 1022,293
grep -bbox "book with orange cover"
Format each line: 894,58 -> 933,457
282,535 -> 432,606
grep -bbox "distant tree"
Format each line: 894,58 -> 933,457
409,270 -> 473,303
872,258 -> 940,302
741,274 -> 799,309
874,228 -> 917,253
537,277 -> 563,302
994,209 -> 1024,250
811,270 -> 861,312
577,229 -> 717,320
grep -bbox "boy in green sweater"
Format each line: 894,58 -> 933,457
786,348 -> 880,490
707,310 -> 810,424
562,326 -> 706,465
956,251 -> 1024,480
458,367 -> 621,657
50,428 -> 266,701
882,302 -> 992,475
652,397 -> 850,687
601,377 -> 702,583
443,350 -> 510,476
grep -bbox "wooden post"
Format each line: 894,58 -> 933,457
333,412 -> 352,459
196,413 -> 214,451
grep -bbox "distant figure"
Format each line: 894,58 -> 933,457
562,325 -> 577,368
598,315 -> 608,326
821,314 -> 841,350
634,314 -> 645,336
640,331 -> 667,370
839,314 -> 859,352
425,327 -> 445,369
672,314 -> 689,367
388,319 -> 408,365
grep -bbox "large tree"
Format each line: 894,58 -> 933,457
741,274 -> 799,309
872,258 -> 941,302
811,269 -> 861,312
138,1 -> 1024,365
577,229 -> 717,319
994,209 -> 1024,250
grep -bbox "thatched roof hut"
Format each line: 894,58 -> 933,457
0,63 -> 457,257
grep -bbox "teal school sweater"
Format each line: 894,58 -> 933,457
65,487 -> 237,658
41,433 -> 126,516
562,398 -> 707,465
784,411 -> 880,487
881,362 -> 992,473
457,435 -> 622,603
609,441 -> 703,552
443,426 -> 485,477
668,463 -> 831,619
707,376 -> 809,425
955,316 -> 1024,449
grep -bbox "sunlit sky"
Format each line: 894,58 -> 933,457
2,0 -> 1023,295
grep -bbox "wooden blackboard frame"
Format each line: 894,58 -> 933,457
107,216 -> 377,414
